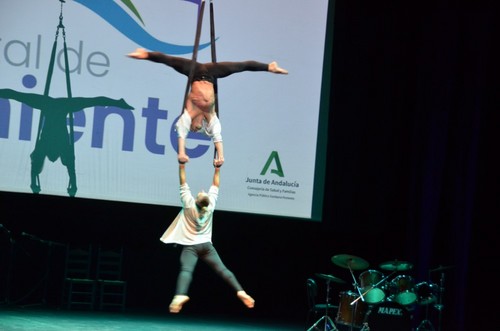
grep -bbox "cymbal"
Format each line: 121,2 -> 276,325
331,254 -> 369,270
315,273 -> 347,284
379,260 -> 413,271
430,265 -> 454,273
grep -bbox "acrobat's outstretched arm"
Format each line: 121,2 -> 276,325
179,162 -> 187,185
0,89 -> 134,112
212,163 -> 220,188
0,88 -> 51,109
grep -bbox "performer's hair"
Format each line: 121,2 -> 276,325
196,192 -> 210,218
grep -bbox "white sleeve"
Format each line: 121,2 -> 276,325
207,115 -> 223,142
175,111 -> 191,139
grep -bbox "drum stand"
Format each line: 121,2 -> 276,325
416,270 -> 446,331
416,291 -> 439,331
0,224 -> 15,306
345,264 -> 367,331
329,254 -> 373,331
435,272 -> 445,331
416,295 -> 436,331
307,278 -> 339,331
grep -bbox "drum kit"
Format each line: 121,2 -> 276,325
308,254 -> 447,331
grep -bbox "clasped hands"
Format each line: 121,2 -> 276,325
178,154 -> 223,168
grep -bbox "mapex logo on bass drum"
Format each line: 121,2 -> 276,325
375,305 -> 404,316
366,302 -> 412,331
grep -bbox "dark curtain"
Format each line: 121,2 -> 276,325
329,1 -> 497,330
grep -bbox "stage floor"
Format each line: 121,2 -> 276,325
0,306 -> 304,331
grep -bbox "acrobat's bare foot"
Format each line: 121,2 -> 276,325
269,61 -> 288,74
169,295 -> 190,313
127,48 -> 149,59
237,291 -> 255,309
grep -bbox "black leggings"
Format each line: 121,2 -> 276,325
148,52 -> 268,79
175,242 -> 243,295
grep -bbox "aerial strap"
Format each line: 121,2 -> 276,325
36,0 -> 75,187
43,0 -> 73,98
209,0 -> 218,116
61,14 -> 75,148
58,1 -> 76,192
38,0 -> 74,133
180,0 -> 222,162
209,0 -> 220,160
181,0 -> 206,115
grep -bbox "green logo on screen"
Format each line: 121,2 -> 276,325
260,151 -> 284,177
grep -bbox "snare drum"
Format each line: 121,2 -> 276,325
389,275 -> 417,306
359,270 -> 386,304
336,291 -> 369,328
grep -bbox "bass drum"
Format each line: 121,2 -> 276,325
366,301 -> 412,331
335,291 -> 369,329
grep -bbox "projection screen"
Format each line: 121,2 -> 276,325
0,0 -> 332,220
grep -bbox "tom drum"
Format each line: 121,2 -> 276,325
415,281 -> 439,305
359,270 -> 386,304
389,275 -> 417,306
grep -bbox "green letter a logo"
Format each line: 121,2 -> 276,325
260,151 -> 284,177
